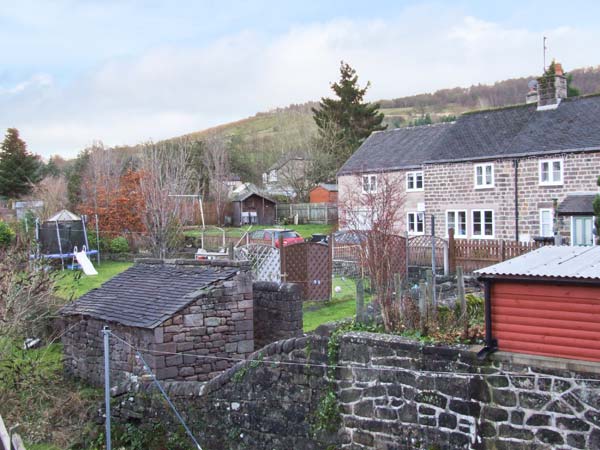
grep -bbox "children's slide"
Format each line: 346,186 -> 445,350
75,249 -> 98,276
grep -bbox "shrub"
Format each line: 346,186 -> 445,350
0,220 -> 15,248
109,236 -> 129,254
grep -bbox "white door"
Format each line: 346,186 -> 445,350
572,216 -> 594,246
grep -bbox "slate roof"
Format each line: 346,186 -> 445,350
229,183 -> 275,203
476,246 -> 600,281
337,123 -> 453,175
339,95 -> 600,173
557,193 -> 598,216
60,262 -> 238,329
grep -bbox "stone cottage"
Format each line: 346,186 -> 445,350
60,259 -> 258,385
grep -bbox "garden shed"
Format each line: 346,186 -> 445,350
60,259 -> 254,385
476,246 -> 600,362
230,183 -> 276,227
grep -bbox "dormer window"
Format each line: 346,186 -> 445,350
362,174 -> 377,193
539,159 -> 563,186
474,163 -> 494,189
406,171 -> 424,192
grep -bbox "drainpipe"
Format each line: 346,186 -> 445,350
477,279 -> 498,360
513,159 -> 519,242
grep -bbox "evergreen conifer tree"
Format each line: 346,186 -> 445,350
313,62 -> 386,170
0,128 -> 41,198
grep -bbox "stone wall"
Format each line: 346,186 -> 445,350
253,281 -> 303,349
61,318 -> 153,386
109,330 -> 600,450
424,151 -> 600,241
148,268 -> 254,382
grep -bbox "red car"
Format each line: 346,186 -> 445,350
249,229 -> 304,247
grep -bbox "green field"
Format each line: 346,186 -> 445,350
54,260 -> 133,300
184,224 -> 333,239
303,276 -> 370,332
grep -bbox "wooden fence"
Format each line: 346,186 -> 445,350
275,202 -> 338,225
448,229 -> 543,273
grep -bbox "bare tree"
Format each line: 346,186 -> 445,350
27,175 -> 68,219
139,139 -> 197,258
341,172 -> 406,331
202,134 -> 230,225
80,142 -> 124,214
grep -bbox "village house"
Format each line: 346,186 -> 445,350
262,151 -> 312,199
338,64 -> 600,245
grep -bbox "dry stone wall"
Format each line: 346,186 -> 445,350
109,330 -> 600,450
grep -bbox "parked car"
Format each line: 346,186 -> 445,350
249,229 -> 304,247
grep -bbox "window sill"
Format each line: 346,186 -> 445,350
538,182 -> 563,187
471,235 -> 495,240
474,185 -> 495,190
406,189 -> 424,193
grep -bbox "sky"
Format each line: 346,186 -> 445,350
2,0 -> 600,158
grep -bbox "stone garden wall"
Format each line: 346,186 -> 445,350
109,330 -> 600,449
253,281 -> 303,349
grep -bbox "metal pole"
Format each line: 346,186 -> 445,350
102,326 -> 112,450
431,215 -> 437,308
95,214 -> 100,265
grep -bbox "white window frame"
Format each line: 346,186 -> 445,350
472,209 -> 495,239
474,163 -> 494,189
407,211 -> 425,235
446,210 -> 467,238
539,208 -> 554,237
538,158 -> 563,186
362,174 -> 378,193
406,171 -> 424,192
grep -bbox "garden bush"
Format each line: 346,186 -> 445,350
108,236 -> 129,254
0,220 -> 15,248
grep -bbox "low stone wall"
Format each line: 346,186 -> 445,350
108,331 -> 600,449
253,281 -> 303,348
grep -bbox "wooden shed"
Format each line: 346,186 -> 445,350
476,246 -> 600,362
309,183 -> 338,204
230,183 -> 276,227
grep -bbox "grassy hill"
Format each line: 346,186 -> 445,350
173,65 -> 600,183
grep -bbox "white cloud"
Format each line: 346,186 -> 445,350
2,8 -> 599,157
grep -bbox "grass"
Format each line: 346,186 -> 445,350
184,223 -> 334,239
54,260 -> 133,300
303,276 -> 371,332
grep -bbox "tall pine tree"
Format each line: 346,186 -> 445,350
0,128 -> 42,198
313,61 -> 386,171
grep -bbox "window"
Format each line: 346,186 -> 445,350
406,171 -> 424,191
446,210 -> 467,237
407,212 -> 424,235
472,209 -> 494,238
539,159 -> 563,185
362,174 -> 377,193
474,163 -> 494,188
539,209 -> 554,237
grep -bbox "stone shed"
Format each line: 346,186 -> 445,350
60,259 -> 255,386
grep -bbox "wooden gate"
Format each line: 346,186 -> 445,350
282,242 -> 331,301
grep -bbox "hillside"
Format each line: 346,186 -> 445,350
181,65 -> 600,182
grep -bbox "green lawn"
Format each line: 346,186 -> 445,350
303,276 -> 371,332
54,260 -> 133,300
184,223 -> 333,239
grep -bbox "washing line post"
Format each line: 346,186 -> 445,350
102,326 -> 112,450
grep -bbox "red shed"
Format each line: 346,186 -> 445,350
476,246 -> 600,363
309,183 -> 338,204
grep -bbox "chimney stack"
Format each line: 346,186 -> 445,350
525,61 -> 568,108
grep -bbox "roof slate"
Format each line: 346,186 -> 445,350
557,193 -> 598,216
475,246 -> 600,281
339,95 -> 600,173
59,262 -> 238,328
338,123 -> 452,175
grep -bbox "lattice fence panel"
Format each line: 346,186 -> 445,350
234,244 -> 280,282
283,242 -> 331,301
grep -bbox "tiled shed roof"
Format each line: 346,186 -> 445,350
60,261 -> 238,328
475,246 -> 600,281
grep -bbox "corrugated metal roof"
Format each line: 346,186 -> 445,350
475,246 -> 600,280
